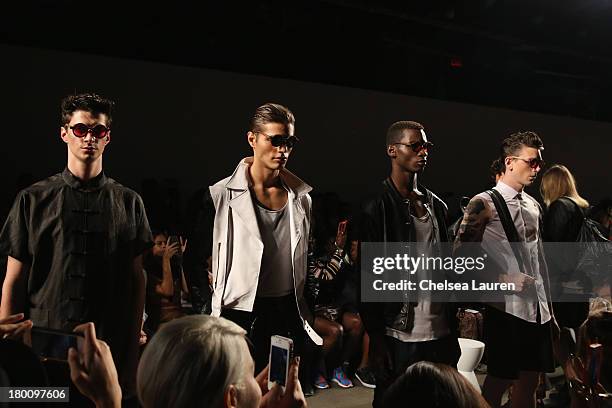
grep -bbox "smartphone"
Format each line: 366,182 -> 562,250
268,335 -> 293,391
31,327 -> 83,362
168,235 -> 182,260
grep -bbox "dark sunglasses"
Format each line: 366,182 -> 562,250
68,123 -> 110,139
257,132 -> 299,149
511,156 -> 545,169
395,141 -> 434,153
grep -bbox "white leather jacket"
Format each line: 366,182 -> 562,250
209,157 -> 322,345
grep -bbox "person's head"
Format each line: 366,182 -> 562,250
137,315 -> 261,408
60,93 -> 114,165
500,131 -> 544,189
151,231 -> 168,257
588,199 -> 612,232
540,164 -> 589,208
577,311 -> 612,388
247,103 -> 296,171
386,121 -> 431,174
383,361 -> 489,408
490,158 -> 505,183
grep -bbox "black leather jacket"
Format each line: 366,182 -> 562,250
358,178 -> 457,337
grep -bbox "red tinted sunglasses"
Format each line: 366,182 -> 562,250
68,123 -> 110,139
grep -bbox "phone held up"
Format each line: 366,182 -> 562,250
30,327 -> 84,363
268,335 -> 293,392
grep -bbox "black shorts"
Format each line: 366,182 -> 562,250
483,306 -> 555,380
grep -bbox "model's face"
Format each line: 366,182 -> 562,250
152,234 -> 167,257
388,129 -> 430,174
60,110 -> 110,164
248,122 -> 294,171
505,146 -> 543,188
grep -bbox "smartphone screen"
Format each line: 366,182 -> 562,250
269,344 -> 289,387
31,327 -> 82,362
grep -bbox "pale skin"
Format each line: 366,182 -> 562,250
454,145 -> 558,408
0,109 -> 145,393
247,122 -> 295,210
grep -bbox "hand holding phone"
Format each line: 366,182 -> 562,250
335,220 -> 349,249
31,326 -> 83,362
67,323 -> 122,407
268,335 -> 293,392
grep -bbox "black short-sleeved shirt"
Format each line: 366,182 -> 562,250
0,168 -> 152,362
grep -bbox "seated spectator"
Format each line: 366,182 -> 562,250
144,231 -> 189,332
565,310 -> 612,407
68,316 -> 306,408
383,361 -> 489,407
309,220 -> 375,390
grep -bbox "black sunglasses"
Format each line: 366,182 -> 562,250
257,132 -> 300,149
68,123 -> 110,139
511,156 -> 545,169
394,141 -> 434,153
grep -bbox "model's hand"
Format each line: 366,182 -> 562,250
179,236 -> 188,254
0,313 -> 32,342
260,357 -> 306,408
67,323 -> 122,408
499,272 -> 535,293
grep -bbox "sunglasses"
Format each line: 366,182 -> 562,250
68,123 -> 110,139
257,132 -> 299,149
394,141 -> 434,153
511,156 -> 545,169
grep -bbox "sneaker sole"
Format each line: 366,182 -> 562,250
331,378 -> 354,388
314,383 -> 330,389
355,374 -> 376,389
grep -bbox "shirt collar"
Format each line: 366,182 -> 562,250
62,167 -> 108,191
225,157 -> 312,197
495,180 -> 522,200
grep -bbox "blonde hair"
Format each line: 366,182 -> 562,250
137,315 -> 249,408
540,164 -> 589,208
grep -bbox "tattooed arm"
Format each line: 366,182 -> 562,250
454,197 -> 491,246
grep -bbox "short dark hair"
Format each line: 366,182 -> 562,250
500,130 -> 543,160
490,157 -> 505,180
61,93 -> 115,127
386,121 -> 424,146
249,103 -> 295,132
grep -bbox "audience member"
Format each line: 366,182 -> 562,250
383,361 -> 489,407
541,164 -> 591,330
144,231 -> 189,333
67,316 -> 306,408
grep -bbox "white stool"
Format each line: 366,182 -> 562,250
457,338 -> 485,393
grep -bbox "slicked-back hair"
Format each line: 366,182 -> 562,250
386,121 -> 424,146
61,93 -> 115,127
500,131 -> 543,160
250,103 -> 295,133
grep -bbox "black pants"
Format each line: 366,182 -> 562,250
221,295 -> 315,375
372,334 -> 460,408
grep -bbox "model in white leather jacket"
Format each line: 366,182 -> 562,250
209,157 -> 322,345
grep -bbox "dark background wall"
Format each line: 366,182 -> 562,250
0,44 -> 609,228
